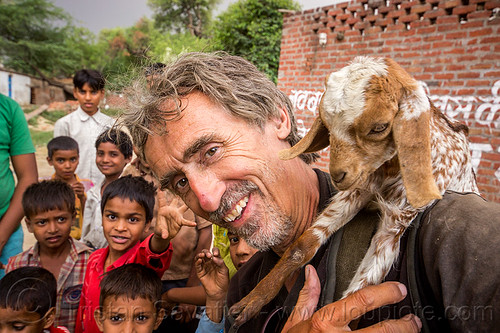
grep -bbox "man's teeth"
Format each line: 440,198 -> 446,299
223,197 -> 249,222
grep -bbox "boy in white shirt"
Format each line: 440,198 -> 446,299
54,69 -> 115,185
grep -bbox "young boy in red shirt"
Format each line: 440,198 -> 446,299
76,175 -> 196,333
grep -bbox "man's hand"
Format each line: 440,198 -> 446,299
281,265 -> 422,333
152,191 -> 197,251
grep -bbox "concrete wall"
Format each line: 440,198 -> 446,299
278,0 -> 500,202
0,70 -> 31,105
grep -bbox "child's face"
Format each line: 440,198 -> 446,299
26,208 -> 73,251
47,149 -> 79,182
96,142 -> 131,178
228,232 -> 259,269
102,197 -> 149,258
0,307 -> 54,333
73,82 -> 104,115
94,296 -> 163,333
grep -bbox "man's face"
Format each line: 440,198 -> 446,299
144,91 -> 295,251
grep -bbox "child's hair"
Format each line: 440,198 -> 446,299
0,266 -> 57,317
145,62 -> 166,77
22,180 -> 76,218
47,136 -> 79,158
95,128 -> 133,159
101,175 -> 156,222
73,69 -> 105,91
99,263 -> 162,309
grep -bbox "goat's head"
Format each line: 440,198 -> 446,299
280,57 -> 441,208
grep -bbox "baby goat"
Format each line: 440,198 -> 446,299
230,56 -> 479,324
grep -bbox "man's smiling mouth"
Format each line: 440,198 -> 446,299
223,196 -> 249,222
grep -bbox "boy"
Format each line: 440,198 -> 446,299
54,69 -> 115,185
194,234 -> 258,333
94,263 -> 165,333
76,175 -> 196,333
81,129 -> 133,249
46,136 -> 93,239
0,266 -> 71,332
5,180 -> 92,332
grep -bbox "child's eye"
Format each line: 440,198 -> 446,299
110,315 -> 123,322
57,217 -> 67,223
57,159 -> 64,163
71,158 -> 77,162
129,217 -> 139,223
36,220 -> 48,226
12,323 -> 26,331
106,214 -> 117,220
135,314 -> 149,322
229,236 -> 240,245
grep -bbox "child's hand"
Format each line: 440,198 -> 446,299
195,248 -> 230,302
155,190 -> 197,242
72,181 -> 86,200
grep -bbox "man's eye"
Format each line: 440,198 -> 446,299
175,177 -> 188,190
206,146 -> 218,157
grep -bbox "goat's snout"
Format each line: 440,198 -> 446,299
330,170 -> 346,184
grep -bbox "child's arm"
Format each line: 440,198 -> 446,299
150,191 -> 197,253
195,247 -> 230,323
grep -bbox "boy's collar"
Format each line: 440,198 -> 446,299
75,106 -> 100,120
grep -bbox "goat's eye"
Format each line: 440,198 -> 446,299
369,123 -> 389,135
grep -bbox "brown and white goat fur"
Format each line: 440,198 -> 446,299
230,56 -> 479,324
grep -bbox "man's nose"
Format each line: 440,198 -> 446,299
188,171 -> 225,213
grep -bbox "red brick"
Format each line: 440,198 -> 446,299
467,11 -> 492,19
485,1 -> 500,10
479,35 -> 500,43
411,3 -> 432,14
440,0 -> 460,9
387,23 -> 406,31
457,72 -> 481,79
453,5 -> 477,15
484,71 -> 500,77
457,88 -> 475,95
387,9 -> 406,18
470,27 -> 494,37
435,73 -> 455,80
399,13 -> 419,23
467,80 -> 491,86
437,16 -> 460,25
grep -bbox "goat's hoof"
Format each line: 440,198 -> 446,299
229,295 -> 267,326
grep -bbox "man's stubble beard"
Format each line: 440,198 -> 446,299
209,180 -> 293,252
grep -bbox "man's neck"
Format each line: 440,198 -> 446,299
271,164 -> 320,257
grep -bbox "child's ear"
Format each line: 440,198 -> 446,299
94,308 -> 105,331
46,156 -> 53,166
154,308 -> 166,330
25,217 -> 34,233
42,307 -> 56,329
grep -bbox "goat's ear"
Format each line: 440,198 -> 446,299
279,116 -> 330,160
393,99 -> 441,208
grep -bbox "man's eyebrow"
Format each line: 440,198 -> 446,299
158,133 -> 216,190
183,134 -> 215,160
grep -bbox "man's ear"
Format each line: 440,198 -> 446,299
154,308 -> 166,329
274,107 -> 292,140
42,307 -> 56,329
94,308 -> 105,331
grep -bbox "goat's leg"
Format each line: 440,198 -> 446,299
343,208 -> 417,298
229,189 -> 371,326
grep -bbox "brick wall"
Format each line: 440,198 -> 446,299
278,0 -> 500,202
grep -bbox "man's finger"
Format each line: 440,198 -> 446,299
282,265 -> 321,332
358,314 -> 422,333
312,282 -> 408,328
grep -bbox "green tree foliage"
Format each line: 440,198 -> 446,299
148,0 -> 220,37
0,0 -> 94,78
211,0 -> 300,83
